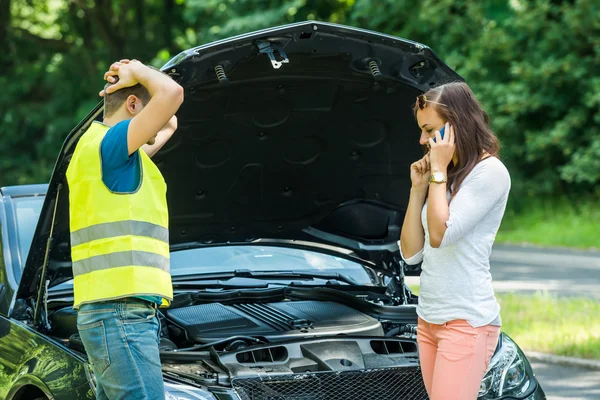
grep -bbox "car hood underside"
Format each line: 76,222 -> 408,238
18,21 -> 462,300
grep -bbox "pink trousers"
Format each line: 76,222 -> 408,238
417,317 -> 501,400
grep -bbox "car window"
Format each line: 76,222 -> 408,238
12,196 -> 45,267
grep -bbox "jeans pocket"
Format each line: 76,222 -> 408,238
77,320 -> 111,374
121,303 -> 156,324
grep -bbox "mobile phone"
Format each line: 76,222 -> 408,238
433,126 -> 445,143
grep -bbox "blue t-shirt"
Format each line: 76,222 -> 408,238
101,120 -> 162,305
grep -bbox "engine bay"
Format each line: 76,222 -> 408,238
47,285 -> 420,385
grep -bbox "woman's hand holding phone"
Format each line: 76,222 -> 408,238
433,126 -> 445,143
429,122 -> 455,173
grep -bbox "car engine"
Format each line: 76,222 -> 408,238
164,300 -> 384,343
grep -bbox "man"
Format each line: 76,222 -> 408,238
66,59 -> 183,399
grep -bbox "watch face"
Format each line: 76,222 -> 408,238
433,172 -> 444,181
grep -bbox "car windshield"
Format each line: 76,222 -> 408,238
169,245 -> 374,284
48,246 -> 375,291
12,196 -> 45,270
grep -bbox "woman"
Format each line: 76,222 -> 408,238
399,81 -> 511,400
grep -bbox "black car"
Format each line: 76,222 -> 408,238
0,21 -> 545,400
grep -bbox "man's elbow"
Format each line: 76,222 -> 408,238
169,84 -> 184,106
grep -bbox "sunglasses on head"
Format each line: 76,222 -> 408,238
416,94 -> 447,110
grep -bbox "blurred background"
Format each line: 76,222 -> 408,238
0,0 -> 598,249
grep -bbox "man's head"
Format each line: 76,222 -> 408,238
103,81 -> 151,121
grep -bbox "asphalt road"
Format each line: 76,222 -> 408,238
488,245 -> 600,299
530,360 -> 600,400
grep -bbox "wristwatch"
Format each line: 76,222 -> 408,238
429,171 -> 447,184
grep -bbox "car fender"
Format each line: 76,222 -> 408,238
6,374 -> 54,400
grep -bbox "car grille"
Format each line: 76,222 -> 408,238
232,367 -> 428,400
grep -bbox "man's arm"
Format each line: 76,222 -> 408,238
142,115 -> 177,158
102,60 -> 184,155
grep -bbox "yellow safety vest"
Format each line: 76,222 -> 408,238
66,121 -> 173,309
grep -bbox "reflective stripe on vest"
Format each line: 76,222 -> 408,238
70,220 -> 169,247
66,122 -> 173,308
72,251 -> 169,276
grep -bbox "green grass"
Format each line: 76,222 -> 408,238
407,285 -> 600,359
498,292 -> 600,359
495,197 -> 600,250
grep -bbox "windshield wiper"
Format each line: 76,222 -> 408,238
172,277 -> 270,289
171,269 -> 361,286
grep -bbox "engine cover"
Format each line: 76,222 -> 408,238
165,301 -> 383,342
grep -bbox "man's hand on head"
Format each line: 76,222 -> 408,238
99,57 -> 184,155
99,59 -> 143,97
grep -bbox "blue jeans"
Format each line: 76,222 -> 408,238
77,299 -> 165,399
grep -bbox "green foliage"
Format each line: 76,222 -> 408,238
351,0 -> 600,199
496,196 -> 600,249
0,0 -> 350,185
1,0 -> 599,202
498,292 -> 600,359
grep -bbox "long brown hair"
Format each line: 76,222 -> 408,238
413,81 -> 500,197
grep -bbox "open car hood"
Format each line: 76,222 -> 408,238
17,21 -> 462,301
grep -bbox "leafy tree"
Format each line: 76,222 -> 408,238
350,0 -> 600,202
1,0 -> 599,203
0,0 -> 351,185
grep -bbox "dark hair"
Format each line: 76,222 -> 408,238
103,82 -> 151,117
413,81 -> 500,197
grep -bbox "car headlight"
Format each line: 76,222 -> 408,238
478,334 -> 534,399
